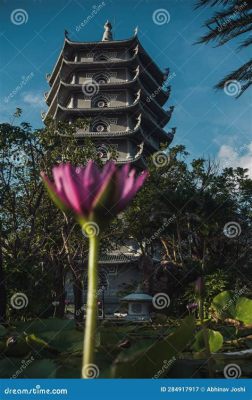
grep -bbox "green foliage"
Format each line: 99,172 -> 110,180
0,358 -> 56,378
183,269 -> 229,314
110,316 -> 196,378
0,325 -> 7,337
196,0 -> 252,96
124,148 -> 251,312
211,291 -> 252,325
1,116 -> 251,322
15,318 -> 76,334
0,118 -> 103,321
1,113 -> 252,377
192,329 -> 223,353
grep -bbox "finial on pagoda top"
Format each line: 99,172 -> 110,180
134,26 -> 138,36
64,29 -> 69,39
102,20 -> 113,41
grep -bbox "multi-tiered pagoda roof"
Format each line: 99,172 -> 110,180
43,21 -> 175,168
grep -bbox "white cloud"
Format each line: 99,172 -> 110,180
23,92 -> 44,107
217,142 -> 252,177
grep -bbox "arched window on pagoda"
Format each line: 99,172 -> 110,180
92,120 -> 109,133
93,73 -> 110,84
94,53 -> 109,62
92,96 -> 109,109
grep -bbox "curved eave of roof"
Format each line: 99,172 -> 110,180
48,34 -> 167,86
140,103 -> 172,127
44,101 -> 140,121
98,254 -> 139,264
48,51 -> 138,86
139,90 -> 169,120
141,106 -> 174,140
64,127 -> 168,150
61,54 -> 138,73
137,41 -> 165,84
65,35 -> 165,81
65,35 -> 137,48
46,68 -> 141,103
48,55 -> 166,94
44,101 -> 172,128
46,71 -> 170,108
46,84 -> 169,125
59,101 -> 139,114
139,128 -> 167,148
74,120 -> 142,138
47,52 -> 63,86
98,144 -> 146,167
46,78 -> 139,106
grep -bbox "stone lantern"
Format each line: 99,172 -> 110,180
121,286 -> 152,321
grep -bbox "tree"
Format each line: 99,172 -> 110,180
1,111 -> 251,323
122,146 -> 252,314
196,0 -> 252,96
0,112 -> 101,322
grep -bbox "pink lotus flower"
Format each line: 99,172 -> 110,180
41,161 -> 148,222
41,160 -> 148,378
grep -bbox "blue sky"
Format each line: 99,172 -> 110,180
0,0 -> 251,174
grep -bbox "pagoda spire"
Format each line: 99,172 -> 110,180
102,20 -> 113,41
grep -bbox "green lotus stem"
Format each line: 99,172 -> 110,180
82,234 -> 100,378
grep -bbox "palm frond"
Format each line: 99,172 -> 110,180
205,3 -> 251,25
196,0 -> 252,95
238,35 -> 252,49
197,14 -> 252,45
195,0 -> 239,9
215,59 -> 252,97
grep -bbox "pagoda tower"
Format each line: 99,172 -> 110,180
44,22 -> 175,316
43,21 -> 175,169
